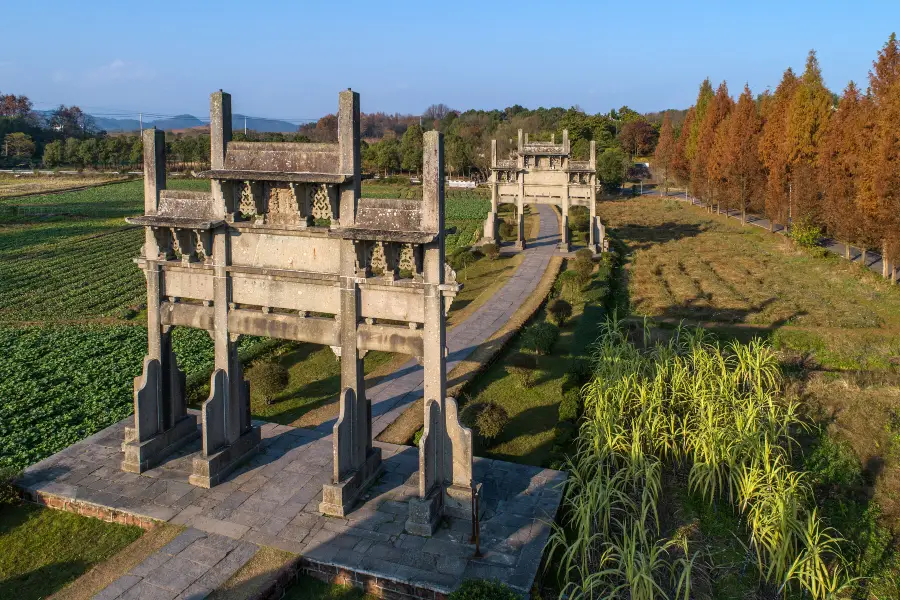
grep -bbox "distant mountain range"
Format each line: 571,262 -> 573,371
37,111 -> 300,134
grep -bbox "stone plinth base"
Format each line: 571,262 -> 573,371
121,415 -> 199,474
557,241 -> 570,252
319,447 -> 382,517
483,213 -> 498,243
405,485 -> 442,537
515,240 -> 526,250
188,425 -> 261,488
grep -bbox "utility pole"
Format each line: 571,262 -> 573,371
139,113 -> 143,136
244,116 -> 248,135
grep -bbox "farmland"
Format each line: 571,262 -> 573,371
589,195 -> 900,597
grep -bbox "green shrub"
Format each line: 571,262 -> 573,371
448,579 -> 519,600
0,466 -> 20,506
449,248 -> 478,272
250,360 -> 289,405
559,387 -> 581,422
789,217 -> 823,250
508,352 -> 538,388
553,272 -> 582,303
521,322 -> 559,355
413,428 -> 424,447
575,248 -> 594,263
547,298 -> 572,326
398,268 -> 414,279
499,220 -> 516,240
482,243 -> 499,260
570,206 -> 589,232
475,402 -> 510,440
573,257 -> 594,285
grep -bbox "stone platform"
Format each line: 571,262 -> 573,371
18,414 -> 566,599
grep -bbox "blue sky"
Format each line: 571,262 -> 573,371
1,0 -> 898,122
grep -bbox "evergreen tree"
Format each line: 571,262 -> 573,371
400,123 -> 424,173
654,113 -> 676,195
686,79 -> 714,161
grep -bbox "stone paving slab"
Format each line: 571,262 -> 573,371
21,416 -> 566,597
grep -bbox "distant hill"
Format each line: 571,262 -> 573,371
84,113 -> 300,133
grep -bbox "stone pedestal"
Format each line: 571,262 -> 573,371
189,367 -> 260,488
122,415 -> 199,473
483,212 -> 498,243
406,485 -> 443,537
320,447 -> 382,517
189,425 -> 261,488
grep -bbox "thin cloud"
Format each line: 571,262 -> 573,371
88,59 -> 155,82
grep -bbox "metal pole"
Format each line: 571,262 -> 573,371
139,113 -> 143,136
244,116 -> 247,135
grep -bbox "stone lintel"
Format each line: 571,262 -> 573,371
198,169 -> 352,184
121,415 -> 199,473
319,447 -> 383,517
126,216 -> 225,230
357,322 -> 424,356
189,425 -> 261,488
328,227 -> 438,244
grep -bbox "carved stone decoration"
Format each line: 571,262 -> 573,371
310,183 -> 335,224
266,183 -> 302,225
444,263 -> 457,284
239,181 -> 257,219
524,156 -> 531,168
550,156 -> 558,170
152,228 -> 175,260
170,228 -> 194,262
369,241 -> 388,275
194,231 -> 213,264
398,243 -> 416,276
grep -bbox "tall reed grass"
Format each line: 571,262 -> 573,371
548,316 -> 850,599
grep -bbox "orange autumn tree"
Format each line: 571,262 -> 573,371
654,113 -> 676,195
694,81 -> 733,212
818,82 -> 868,257
759,68 -> 799,231
866,33 -> 900,280
724,84 -> 764,224
672,107 -> 695,188
785,50 -> 833,225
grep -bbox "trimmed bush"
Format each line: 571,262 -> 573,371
575,248 -> 594,263
521,322 -> 559,355
573,257 -> 594,285
251,360 -> 289,405
547,298 -> 572,326
482,242 -> 499,261
570,206 -> 589,232
499,220 -> 516,240
0,466 -> 20,506
449,248 -> 478,272
448,579 -> 519,600
413,428 -> 424,447
475,402 -> 510,440
559,387 -> 581,422
789,217 -> 823,250
508,352 -> 538,388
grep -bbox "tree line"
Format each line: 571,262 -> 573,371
654,33 -> 900,280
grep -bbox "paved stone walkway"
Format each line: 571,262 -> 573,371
17,205 -> 566,600
20,418 -> 565,599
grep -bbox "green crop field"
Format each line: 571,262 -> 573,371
0,325 -> 273,471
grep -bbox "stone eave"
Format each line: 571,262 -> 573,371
329,227 -> 439,244
198,169 -> 352,184
125,215 -> 225,230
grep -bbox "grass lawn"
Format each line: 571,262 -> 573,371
283,575 -> 373,600
460,258 -> 612,467
0,503 -> 143,600
595,194 -> 900,597
0,173 -> 128,200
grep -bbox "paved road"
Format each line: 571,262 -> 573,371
314,203 -> 561,437
645,190 -> 894,278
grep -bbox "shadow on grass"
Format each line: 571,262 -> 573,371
0,560 -> 89,600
